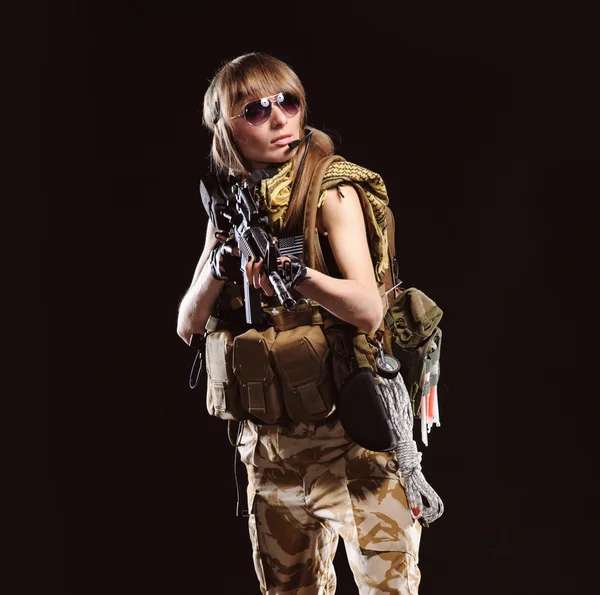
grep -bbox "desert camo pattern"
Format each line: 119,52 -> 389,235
238,415 -> 422,594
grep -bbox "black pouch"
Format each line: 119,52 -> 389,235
338,367 -> 397,452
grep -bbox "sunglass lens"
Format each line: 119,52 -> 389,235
244,99 -> 270,126
279,92 -> 300,116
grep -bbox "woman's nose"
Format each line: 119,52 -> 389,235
271,102 -> 288,126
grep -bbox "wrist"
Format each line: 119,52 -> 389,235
280,256 -> 306,288
291,266 -> 314,291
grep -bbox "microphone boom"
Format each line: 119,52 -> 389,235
288,129 -> 313,150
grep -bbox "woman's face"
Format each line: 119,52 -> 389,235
229,91 -> 303,171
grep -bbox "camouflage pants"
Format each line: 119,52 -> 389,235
238,415 -> 422,594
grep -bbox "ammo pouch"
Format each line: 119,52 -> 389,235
204,304 -> 337,424
204,329 -> 245,420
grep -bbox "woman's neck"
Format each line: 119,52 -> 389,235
246,157 -> 295,179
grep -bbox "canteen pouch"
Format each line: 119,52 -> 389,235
338,367 -> 397,452
270,324 -> 337,422
232,326 -> 287,424
205,329 -> 246,421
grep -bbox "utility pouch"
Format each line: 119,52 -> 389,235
270,324 -> 336,422
385,287 -> 443,409
204,329 -> 246,421
232,326 -> 287,424
338,366 -> 397,452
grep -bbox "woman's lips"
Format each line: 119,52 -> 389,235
273,135 -> 293,146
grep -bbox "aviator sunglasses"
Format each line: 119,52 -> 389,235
229,92 -> 301,126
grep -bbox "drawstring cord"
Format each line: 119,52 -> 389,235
188,349 -> 203,389
233,421 -> 249,518
188,332 -> 207,390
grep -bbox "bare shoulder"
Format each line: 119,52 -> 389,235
316,184 -> 376,286
317,184 -> 363,235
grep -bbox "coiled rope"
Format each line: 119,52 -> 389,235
377,374 -> 444,525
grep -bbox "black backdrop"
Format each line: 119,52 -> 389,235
41,3 -> 598,594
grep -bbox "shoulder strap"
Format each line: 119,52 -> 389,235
302,155 -> 346,271
382,206 -> 400,304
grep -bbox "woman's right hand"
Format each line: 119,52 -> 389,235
210,232 -> 242,284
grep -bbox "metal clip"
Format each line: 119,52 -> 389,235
374,339 -> 401,379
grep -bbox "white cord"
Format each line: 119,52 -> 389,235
385,279 -> 403,296
378,374 -> 444,525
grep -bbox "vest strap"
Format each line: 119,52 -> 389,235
247,381 -> 266,414
270,308 -> 314,332
205,315 -> 224,332
298,382 -> 327,416
313,230 -> 329,276
212,384 -> 226,411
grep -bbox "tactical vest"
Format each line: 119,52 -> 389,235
201,155 -> 442,434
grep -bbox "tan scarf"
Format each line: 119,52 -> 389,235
317,160 -> 390,281
255,158 -> 390,280
256,160 -> 294,237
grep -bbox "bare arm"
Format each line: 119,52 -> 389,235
176,219 -> 226,345
247,185 -> 383,333
302,184 -> 383,332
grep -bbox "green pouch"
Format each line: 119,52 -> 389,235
384,288 -> 443,409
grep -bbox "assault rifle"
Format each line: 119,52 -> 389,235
222,173 -> 297,324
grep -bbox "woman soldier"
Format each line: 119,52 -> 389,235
177,53 -> 422,594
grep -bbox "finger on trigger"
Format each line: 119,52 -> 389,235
254,258 -> 263,288
245,256 -> 254,282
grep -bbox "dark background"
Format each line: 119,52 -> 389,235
40,2 -> 598,594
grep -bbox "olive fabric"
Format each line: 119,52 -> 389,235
385,288 -> 443,410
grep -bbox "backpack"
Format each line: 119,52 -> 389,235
302,155 -> 444,446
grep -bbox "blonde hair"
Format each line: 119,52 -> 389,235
202,52 -> 335,234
